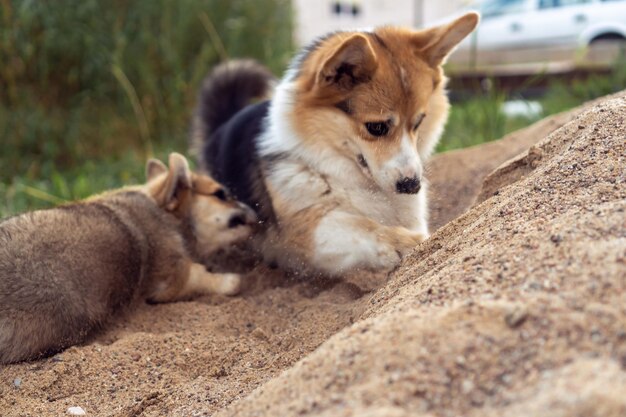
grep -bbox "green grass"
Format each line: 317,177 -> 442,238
438,54 -> 626,152
438,90 -> 535,152
0,0 -> 294,218
1,1 -> 624,218
1,151 -> 148,216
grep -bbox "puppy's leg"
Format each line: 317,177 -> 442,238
148,262 -> 241,302
312,210 -> 426,274
180,263 -> 242,298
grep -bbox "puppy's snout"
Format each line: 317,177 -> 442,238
227,213 -> 247,229
228,204 -> 258,228
239,203 -> 258,224
396,176 -> 421,194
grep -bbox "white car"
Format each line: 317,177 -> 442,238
449,0 -> 626,71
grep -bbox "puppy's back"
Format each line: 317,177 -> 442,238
0,197 -> 148,363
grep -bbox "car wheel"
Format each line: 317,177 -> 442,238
588,33 -> 625,64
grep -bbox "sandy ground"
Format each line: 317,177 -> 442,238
0,91 -> 624,416
427,90 -> 625,230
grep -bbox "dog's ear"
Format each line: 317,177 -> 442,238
413,12 -> 479,67
147,153 -> 192,211
317,34 -> 378,90
146,158 -> 168,181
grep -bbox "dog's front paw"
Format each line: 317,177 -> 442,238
374,244 -> 403,271
408,231 -> 428,246
215,273 -> 242,296
392,228 -> 427,257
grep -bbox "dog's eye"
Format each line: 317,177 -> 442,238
413,113 -> 426,131
365,121 -> 389,137
213,189 -> 228,201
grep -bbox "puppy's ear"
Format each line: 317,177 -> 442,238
147,153 -> 192,211
413,12 -> 479,66
146,158 -> 168,181
317,34 -> 378,90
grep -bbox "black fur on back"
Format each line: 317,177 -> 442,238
192,60 -> 276,224
204,101 -> 275,223
191,59 -> 275,157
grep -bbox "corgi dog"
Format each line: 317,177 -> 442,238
192,13 -> 479,275
0,153 -> 256,364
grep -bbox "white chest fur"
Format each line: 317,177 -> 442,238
259,82 -> 430,230
265,157 -> 428,233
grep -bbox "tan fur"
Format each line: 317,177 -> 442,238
0,153 -> 255,364
291,24 -> 464,177
256,13 -> 479,275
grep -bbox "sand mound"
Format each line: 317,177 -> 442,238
1,92 -> 624,416
427,90 -> 626,230
216,92 -> 625,417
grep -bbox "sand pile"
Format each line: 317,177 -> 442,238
1,91 -> 624,416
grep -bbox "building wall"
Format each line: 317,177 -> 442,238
423,0 -> 478,25
293,0 -> 478,46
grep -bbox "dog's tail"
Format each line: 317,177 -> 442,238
191,59 -> 275,159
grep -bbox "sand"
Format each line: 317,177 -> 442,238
1,91 -> 624,416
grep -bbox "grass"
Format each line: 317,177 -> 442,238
438,90 -> 550,152
0,0 -> 294,218
438,54 -> 626,152
1,1 -> 624,217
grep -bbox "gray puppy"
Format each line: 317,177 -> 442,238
0,153 -> 255,364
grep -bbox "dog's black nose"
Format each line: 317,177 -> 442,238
227,213 -> 247,228
396,176 -> 421,194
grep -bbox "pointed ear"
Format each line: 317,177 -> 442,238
148,152 -> 193,211
146,158 -> 167,181
414,12 -> 479,66
317,34 -> 378,90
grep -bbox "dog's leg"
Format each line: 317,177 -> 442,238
181,263 -> 242,297
148,262 -> 241,302
311,211 -> 426,274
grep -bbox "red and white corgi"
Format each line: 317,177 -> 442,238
192,13 -> 479,275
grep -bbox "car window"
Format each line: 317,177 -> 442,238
539,0 -> 592,8
481,0 -> 528,17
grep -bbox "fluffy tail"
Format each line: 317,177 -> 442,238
191,59 -> 275,159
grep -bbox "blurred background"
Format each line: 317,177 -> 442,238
1,0 -> 624,217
